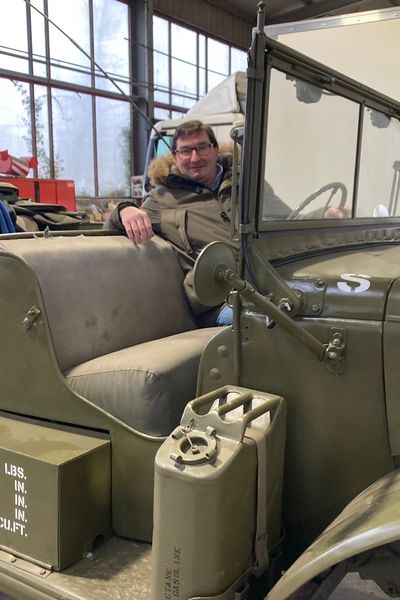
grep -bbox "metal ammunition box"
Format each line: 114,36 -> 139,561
0,414 -> 111,570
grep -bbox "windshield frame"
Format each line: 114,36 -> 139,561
241,35 -> 400,235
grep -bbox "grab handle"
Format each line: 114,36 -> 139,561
180,385 -> 284,443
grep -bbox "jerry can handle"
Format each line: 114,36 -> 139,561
180,385 -> 284,443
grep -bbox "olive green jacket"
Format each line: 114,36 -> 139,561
107,152 -> 240,320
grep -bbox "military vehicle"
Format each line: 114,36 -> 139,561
1,2 -> 400,598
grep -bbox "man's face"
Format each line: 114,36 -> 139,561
174,131 -> 219,187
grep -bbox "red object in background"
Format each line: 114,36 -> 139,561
0,150 -> 38,177
0,177 -> 76,211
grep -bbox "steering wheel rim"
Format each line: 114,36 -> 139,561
287,182 -> 348,220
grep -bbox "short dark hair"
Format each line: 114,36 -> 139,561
172,120 -> 218,154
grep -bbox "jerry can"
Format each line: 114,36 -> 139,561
151,385 -> 286,599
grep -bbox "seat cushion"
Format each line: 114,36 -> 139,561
64,327 -> 222,436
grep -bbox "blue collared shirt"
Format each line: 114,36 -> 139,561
210,164 -> 224,192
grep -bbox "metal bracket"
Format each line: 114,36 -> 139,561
289,278 -> 326,316
0,549 -> 51,578
325,328 -> 346,374
239,223 -> 254,235
21,305 -> 41,330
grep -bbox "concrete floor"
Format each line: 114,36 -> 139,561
0,573 -> 391,599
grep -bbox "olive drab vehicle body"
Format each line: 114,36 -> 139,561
2,4 -> 400,599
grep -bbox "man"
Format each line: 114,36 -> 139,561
106,119 -> 348,325
106,119 -> 238,325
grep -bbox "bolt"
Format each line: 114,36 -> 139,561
311,303 -> 321,312
10,557 -> 16,564
83,552 -> 95,561
217,345 -> 229,358
316,279 -> 325,288
40,568 -> 47,575
209,368 -> 221,379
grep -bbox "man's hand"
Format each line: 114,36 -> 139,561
323,206 -> 351,219
120,206 -> 154,244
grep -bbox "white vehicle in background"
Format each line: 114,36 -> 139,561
142,71 -> 246,192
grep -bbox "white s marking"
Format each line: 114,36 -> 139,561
337,273 -> 371,294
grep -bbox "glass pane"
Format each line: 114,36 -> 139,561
207,39 -> 229,77
154,135 -> 173,158
0,0 -> 29,73
93,0 -> 129,93
357,110 -> 400,217
153,16 -> 169,54
33,85 -> 51,178
48,0 -> 91,86
96,97 -> 131,197
153,17 -> 170,105
171,24 -> 196,65
154,107 -> 171,120
172,110 -> 185,119
262,69 -> 358,221
0,80 -> 32,159
31,0 -> 47,78
199,36 -> 206,96
154,51 -> 169,105
231,47 -> 246,73
52,89 -> 94,195
171,58 -> 197,109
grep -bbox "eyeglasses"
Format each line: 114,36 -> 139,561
175,143 -> 214,158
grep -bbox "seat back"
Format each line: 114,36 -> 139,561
0,234 -> 197,371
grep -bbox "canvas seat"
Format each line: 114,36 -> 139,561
65,327 -> 219,436
0,234 -> 223,436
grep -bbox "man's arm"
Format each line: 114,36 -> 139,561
106,195 -> 161,244
120,205 -> 154,244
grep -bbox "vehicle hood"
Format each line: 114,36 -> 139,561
276,243 -> 400,321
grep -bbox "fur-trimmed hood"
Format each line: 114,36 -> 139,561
147,143 -> 235,187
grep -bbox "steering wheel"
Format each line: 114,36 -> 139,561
287,182 -> 348,220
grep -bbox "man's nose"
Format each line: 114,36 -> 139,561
190,148 -> 202,160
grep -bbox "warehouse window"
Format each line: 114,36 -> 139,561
0,0 -> 130,198
153,15 -> 247,120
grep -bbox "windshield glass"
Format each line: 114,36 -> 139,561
260,67 -> 400,222
154,135 -> 173,158
357,110 -> 400,217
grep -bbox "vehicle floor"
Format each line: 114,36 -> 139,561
0,543 -> 392,599
0,536 -> 151,600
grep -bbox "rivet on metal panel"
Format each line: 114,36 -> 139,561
217,345 -> 229,357
210,368 -> 221,379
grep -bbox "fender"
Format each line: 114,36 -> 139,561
267,469 -> 400,599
